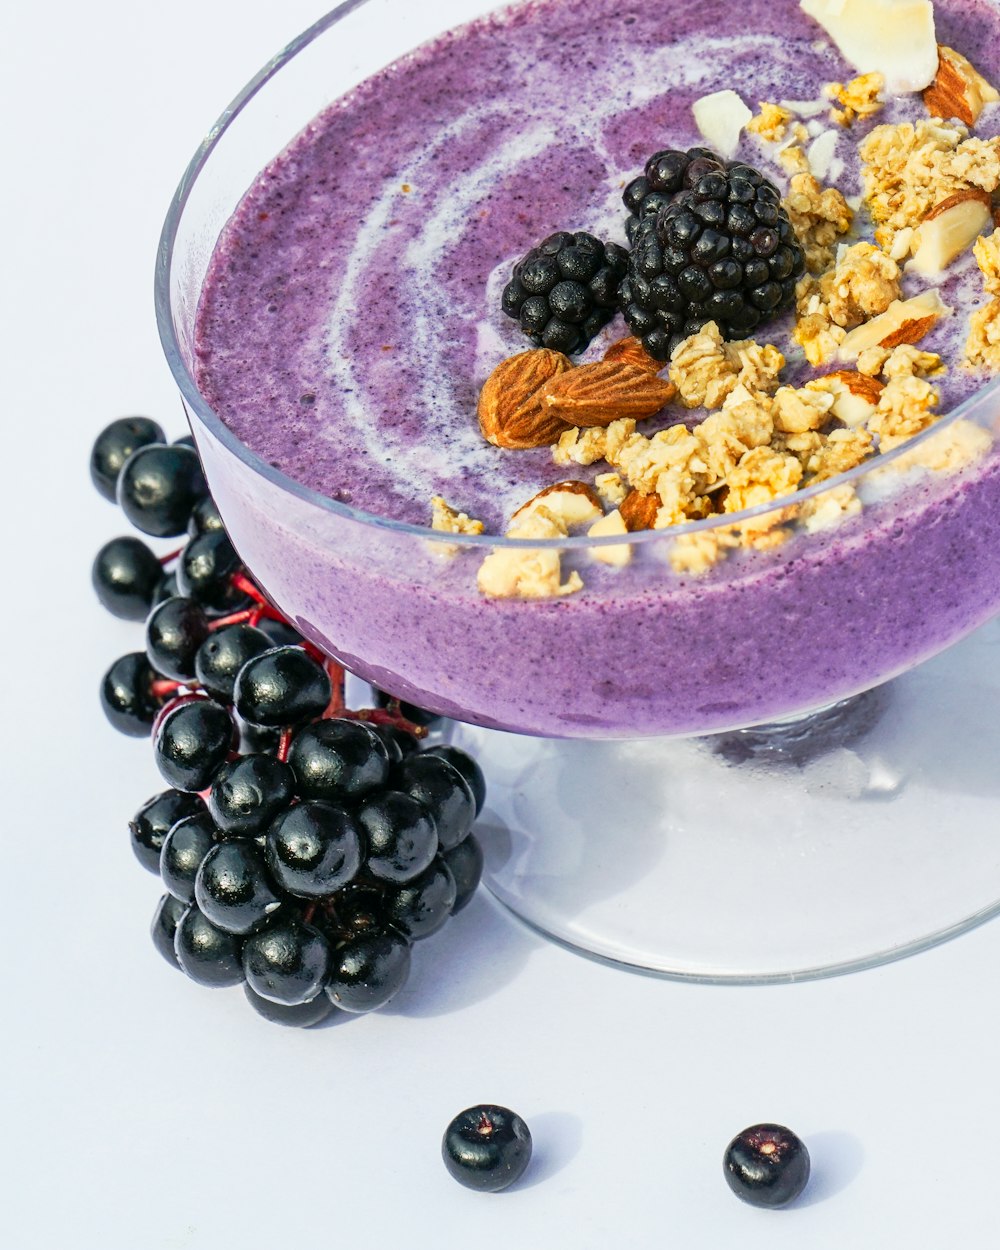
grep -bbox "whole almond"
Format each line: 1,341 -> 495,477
923,46 -> 1000,127
478,349 -> 574,449
603,336 -> 663,374
619,490 -> 661,532
541,360 -> 677,428
510,480 -> 604,529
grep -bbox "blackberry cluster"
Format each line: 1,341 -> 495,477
619,152 -> 806,361
501,231 -> 628,354
92,417 -> 486,1028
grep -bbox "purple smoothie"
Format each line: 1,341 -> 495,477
182,0 -> 1000,737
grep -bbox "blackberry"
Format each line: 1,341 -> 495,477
501,231 -> 628,354
619,155 -> 806,362
622,146 -> 720,244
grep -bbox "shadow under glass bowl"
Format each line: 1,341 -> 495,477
155,0 -> 1000,742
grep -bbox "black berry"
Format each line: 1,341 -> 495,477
174,904 -> 245,987
424,745 -> 487,816
443,834 -> 484,914
242,917 -> 332,1006
130,788 -> 206,874
100,652 -> 167,737
146,596 -> 210,683
92,536 -> 163,621
357,791 -> 438,883
385,857 -> 457,940
288,718 -> 390,801
234,647 -> 331,728
159,811 -> 217,903
395,754 -> 475,852
153,696 -> 234,792
243,984 -> 339,1028
442,1106 -> 532,1192
117,443 -> 209,537
194,841 -> 284,936
325,930 -> 411,1013
194,624 -> 273,703
151,893 -> 187,969
90,416 -> 165,501
265,801 -> 363,898
723,1124 -> 811,1208
176,530 -> 247,613
207,754 -> 296,838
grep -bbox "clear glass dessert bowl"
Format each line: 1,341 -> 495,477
157,0 -> 1000,980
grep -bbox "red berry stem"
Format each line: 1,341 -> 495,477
231,571 -> 269,604
322,659 -> 347,719
208,604 -> 285,631
276,727 -> 293,764
150,678 -> 184,698
344,706 -> 427,740
158,546 -> 185,566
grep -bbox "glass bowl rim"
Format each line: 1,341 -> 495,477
154,0 -> 1000,553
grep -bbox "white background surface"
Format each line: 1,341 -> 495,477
4,2 -> 1000,1247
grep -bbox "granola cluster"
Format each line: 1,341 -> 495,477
826,73 -> 885,128
794,242 -> 902,364
966,230 -> 1000,369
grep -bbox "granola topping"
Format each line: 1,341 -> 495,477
826,73 -> 885,127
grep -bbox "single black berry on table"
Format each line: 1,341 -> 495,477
146,596 -> 211,683
92,536 -> 163,621
619,153 -> 806,361
151,893 -> 188,969
442,1106 -> 532,1193
385,857 -> 457,941
325,930 -> 411,1013
117,443 -> 209,537
265,801 -> 363,898
288,718 -> 390,802
207,754 -> 295,838
130,788 -> 207,874
242,917 -> 332,1006
176,530 -> 247,613
356,791 -> 438,883
194,624 -> 272,703
174,904 -> 245,987
153,696 -> 234,792
90,416 -> 165,501
100,652 -> 168,737
424,745 -> 487,816
723,1124 -> 811,1209
243,983 -> 339,1028
234,646 -> 331,727
159,811 -> 218,903
394,754 -> 475,852
501,231 -> 628,354
194,841 -> 284,936
443,834 -> 484,914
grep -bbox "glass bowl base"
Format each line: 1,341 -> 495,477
450,617 -> 1000,983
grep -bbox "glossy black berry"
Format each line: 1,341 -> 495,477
92,537 -> 163,621
265,801 -> 363,898
193,624 -> 271,703
159,811 -> 217,903
151,893 -> 187,969
443,834 -> 484,914
395,754 -> 475,852
371,724 -> 420,764
325,930 -> 411,1013
117,443 -> 209,537
424,745 -> 487,816
90,416 -> 165,501
207,754 -> 295,838
195,841 -> 284,936
234,646 -> 331,728
130,788 -> 206,874
623,146 -> 713,242
723,1124 -> 811,1208
620,154 -> 805,360
288,718 -> 390,801
442,1106 -> 532,1193
243,984 -> 339,1028
176,530 -> 246,613
153,696 -> 234,792
242,918 -> 332,1006
501,231 -> 628,354
373,689 -> 442,728
357,791 -> 438,883
187,495 -> 225,538
100,652 -> 166,737
174,905 -> 245,987
385,857 -> 457,941
145,596 -> 210,683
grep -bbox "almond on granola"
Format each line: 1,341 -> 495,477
923,45 -> 1000,127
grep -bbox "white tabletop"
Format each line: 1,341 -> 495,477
4,2 -> 999,1246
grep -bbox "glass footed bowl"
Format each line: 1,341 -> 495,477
157,0 -> 1000,980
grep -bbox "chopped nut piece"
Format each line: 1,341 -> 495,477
588,509 -> 632,567
782,172 -> 854,274
430,496 -> 484,538
620,490 -> 661,532
974,229 -> 1000,295
594,472 -> 627,508
837,289 -> 952,360
826,72 -> 884,127
772,385 -> 836,434
923,46 -> 1000,128
478,349 -> 573,449
805,371 -> 884,427
859,119 -> 1000,250
669,322 -> 784,409
510,481 -> 604,530
477,506 -> 582,600
965,299 -> 1000,370
909,190 -> 992,276
747,102 -> 794,143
